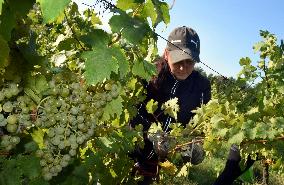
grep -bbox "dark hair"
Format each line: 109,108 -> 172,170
150,55 -> 170,90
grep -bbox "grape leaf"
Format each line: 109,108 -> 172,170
132,60 -> 156,81
177,163 -> 189,177
18,155 -> 41,179
81,45 -> 120,85
8,0 -> 34,16
239,57 -> 251,66
37,0 -> 71,23
35,74 -> 49,94
113,48 -> 129,78
157,1 -> 170,25
0,35 -> 9,68
218,128 -> 229,137
109,11 -> 151,44
228,132 -> 244,145
142,0 -> 157,27
80,29 -> 110,48
102,95 -> 123,121
238,166 -> 254,183
148,122 -> 163,134
152,0 -> 170,26
31,128 -> 45,149
146,99 -> 158,114
98,137 -> 113,148
0,3 -> 16,41
116,0 -> 142,11
161,97 -> 180,120
0,159 -> 22,185
211,114 -> 225,129
29,177 -> 49,185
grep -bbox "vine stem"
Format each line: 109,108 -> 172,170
0,151 -> 10,156
63,10 -> 87,51
37,96 -> 51,110
169,136 -> 284,154
241,136 -> 284,146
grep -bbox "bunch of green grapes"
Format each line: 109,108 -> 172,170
36,150 -> 72,180
0,82 -> 35,151
33,77 -> 120,180
0,74 -> 121,180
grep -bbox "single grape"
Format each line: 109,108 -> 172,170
6,123 -> 18,133
10,136 -> 20,144
0,114 -> 5,121
70,107 -> 79,115
71,82 -> 80,90
5,145 -> 13,151
35,150 -> 44,158
84,95 -> 92,103
43,172 -> 52,181
42,166 -> 49,173
40,159 -> 47,167
77,115 -> 84,123
104,83 -> 112,91
58,142 -> 65,149
56,127 -> 65,135
79,104 -> 87,111
110,90 -> 119,98
49,166 -> 57,174
111,84 -> 118,92
7,114 -> 17,125
47,129 -> 55,138
1,135 -> 10,146
69,149 -> 76,156
76,136 -> 84,144
60,160 -> 68,168
3,101 -> 13,113
106,94 -> 112,102
54,165 -> 62,173
70,143 -> 78,149
0,119 -> 7,127
61,88 -> 70,97
87,129 -> 94,136
62,154 -> 71,162
21,107 -> 29,114
51,136 -> 61,146
4,89 -> 13,99
10,84 -> 19,96
77,124 -> 86,131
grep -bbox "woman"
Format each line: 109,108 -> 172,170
130,26 -> 246,185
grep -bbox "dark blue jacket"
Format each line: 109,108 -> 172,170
131,70 -> 211,132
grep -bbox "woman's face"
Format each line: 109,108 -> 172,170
165,50 -> 196,80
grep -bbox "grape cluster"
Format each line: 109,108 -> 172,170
0,82 -> 35,150
0,75 -> 121,180
33,78 -> 120,180
0,135 -> 20,151
36,150 -> 72,180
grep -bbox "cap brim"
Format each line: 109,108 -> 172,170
169,48 -> 200,64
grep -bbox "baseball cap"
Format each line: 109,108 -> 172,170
167,26 -> 200,63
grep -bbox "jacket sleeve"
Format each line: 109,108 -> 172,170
212,160 -> 241,185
